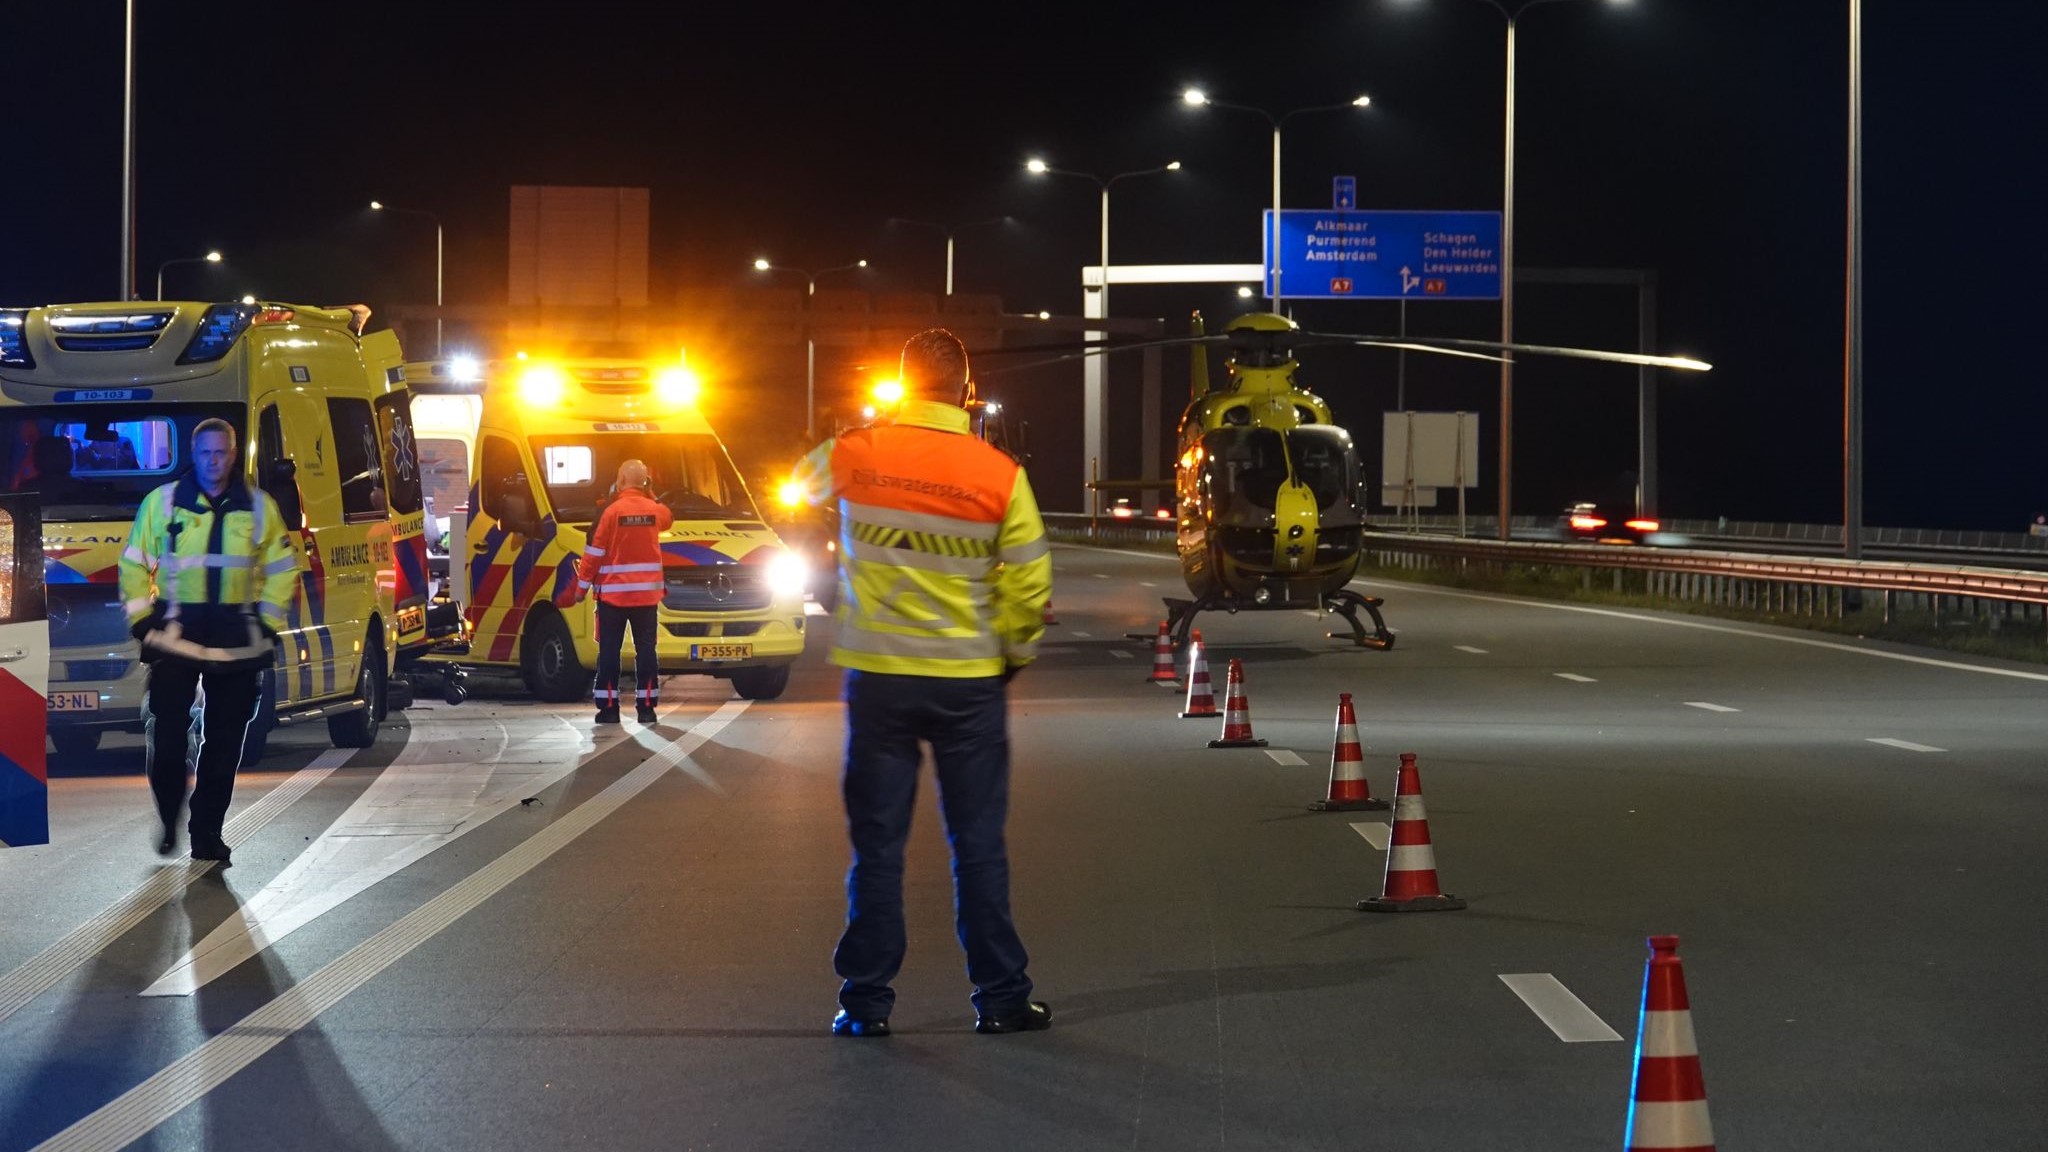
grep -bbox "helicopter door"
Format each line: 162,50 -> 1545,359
1284,425 -> 1362,527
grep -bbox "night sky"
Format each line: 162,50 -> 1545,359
10,2 -> 2045,527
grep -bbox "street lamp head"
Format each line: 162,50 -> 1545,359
369,200 -> 384,211
1026,158 -> 1049,174
856,259 -> 868,268
1182,88 -> 1208,106
205,251 -> 223,263
753,258 -> 772,271
1352,94 -> 1372,107
1166,161 -> 1183,171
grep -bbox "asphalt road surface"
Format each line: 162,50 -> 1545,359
4,543 -> 2044,1150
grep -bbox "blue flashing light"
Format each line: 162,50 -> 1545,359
176,302 -> 256,365
0,310 -> 32,368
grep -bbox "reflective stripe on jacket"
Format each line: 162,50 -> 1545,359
575,488 -> 674,607
117,476 -> 300,635
798,399 -> 1051,678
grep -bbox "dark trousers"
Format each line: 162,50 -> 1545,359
834,670 -> 1032,1019
593,601 -> 659,709
144,662 -> 262,841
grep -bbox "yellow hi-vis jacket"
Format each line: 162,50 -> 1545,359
119,475 -> 300,643
797,399 -> 1051,677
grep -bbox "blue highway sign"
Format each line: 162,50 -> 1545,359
1262,209 -> 1502,300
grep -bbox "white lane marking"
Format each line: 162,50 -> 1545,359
1350,822 -> 1391,850
1264,749 -> 1306,766
1072,631 -> 1092,638
1499,974 -> 1624,1042
1138,581 -> 1156,588
1555,672 -> 1597,682
1108,649 -> 1132,660
143,706 -> 604,997
1685,701 -> 1740,713
804,600 -> 828,617
1455,645 -> 1489,654
1354,576 -> 2048,684
1093,572 -> 1111,579
0,748 -> 353,1027
1868,737 -> 1947,753
39,702 -> 750,1152
1154,680 -> 1181,689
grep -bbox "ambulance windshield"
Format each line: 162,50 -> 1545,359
530,432 -> 758,525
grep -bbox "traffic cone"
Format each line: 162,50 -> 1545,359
1207,659 -> 1267,748
1180,630 -> 1220,718
1309,693 -> 1389,811
1147,620 -> 1178,683
1355,753 -> 1464,911
1625,935 -> 1716,1151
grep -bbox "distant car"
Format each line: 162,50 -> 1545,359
1561,501 -> 1660,545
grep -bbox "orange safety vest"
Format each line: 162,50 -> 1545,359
575,488 -> 674,607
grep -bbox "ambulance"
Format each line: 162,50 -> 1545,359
0,300 -> 432,758
407,354 -> 807,701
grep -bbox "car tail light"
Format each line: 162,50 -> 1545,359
1625,519 -> 1660,533
1569,514 -> 1606,531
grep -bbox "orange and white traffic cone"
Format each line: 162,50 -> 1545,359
1356,753 -> 1464,911
1207,659 -> 1267,748
1309,693 -> 1389,811
1180,629 -> 1220,718
1148,620 -> 1178,684
1625,935 -> 1716,1151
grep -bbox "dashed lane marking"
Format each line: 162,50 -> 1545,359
1138,581 -> 1156,588
1499,974 -> 1623,1042
1350,822 -> 1391,850
1555,672 -> 1597,682
1685,701 -> 1740,713
1108,650 -> 1132,660
1072,631 -> 1092,638
1868,737 -> 1947,753
1455,645 -> 1489,655
1093,573 -> 1110,579
1264,749 -> 1306,766
0,748 -> 355,1027
35,702 -> 751,1152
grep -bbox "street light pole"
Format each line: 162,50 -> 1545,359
1182,90 -> 1372,314
120,0 -> 137,300
1845,0 -> 1863,560
1026,158 -> 1181,514
155,251 -> 223,301
370,201 -> 444,354
886,217 -> 1011,296
754,258 -> 868,441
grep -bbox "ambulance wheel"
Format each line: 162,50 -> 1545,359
329,639 -> 385,749
729,663 -> 790,701
521,612 -> 589,703
51,728 -> 102,757
241,669 -> 276,765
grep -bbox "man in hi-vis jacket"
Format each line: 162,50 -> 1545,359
795,328 -> 1053,1038
576,459 -> 672,724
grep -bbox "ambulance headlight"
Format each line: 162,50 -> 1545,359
518,365 -> 566,407
766,552 -> 808,599
656,366 -> 700,407
449,355 -> 482,383
777,480 -> 804,508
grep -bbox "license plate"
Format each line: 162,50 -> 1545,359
48,691 -> 101,712
690,643 -> 752,661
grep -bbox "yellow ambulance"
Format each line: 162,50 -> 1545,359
0,300 -> 432,757
407,354 -> 807,701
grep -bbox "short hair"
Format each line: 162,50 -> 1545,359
192,418 -> 237,447
899,328 -> 969,400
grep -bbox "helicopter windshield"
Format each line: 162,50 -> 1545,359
1201,427 -> 1288,513
1286,425 -> 1358,514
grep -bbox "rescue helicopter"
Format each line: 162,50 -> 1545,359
978,310 -> 1711,649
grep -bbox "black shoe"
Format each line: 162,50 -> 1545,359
831,1010 -> 891,1038
636,707 -> 658,724
594,708 -> 621,725
974,1000 -> 1052,1035
190,836 -> 232,866
156,825 -> 178,857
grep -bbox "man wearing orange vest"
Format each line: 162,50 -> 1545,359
575,459 -> 672,724
795,328 -> 1054,1039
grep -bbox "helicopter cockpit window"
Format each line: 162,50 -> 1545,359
1220,406 -> 1251,427
1201,427 -> 1287,512
1237,342 -> 1292,369
1286,425 -> 1356,512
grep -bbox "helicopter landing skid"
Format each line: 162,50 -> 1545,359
1162,596 -> 1234,650
1323,590 -> 1395,650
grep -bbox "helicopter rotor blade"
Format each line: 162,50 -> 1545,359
1294,330 -> 1711,373
1319,339 -> 1509,364
974,334 -> 1233,378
